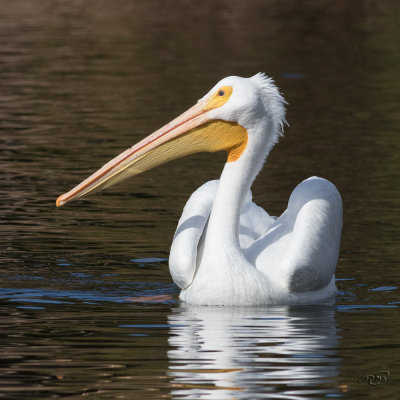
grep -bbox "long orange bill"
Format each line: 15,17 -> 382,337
56,86 -> 247,207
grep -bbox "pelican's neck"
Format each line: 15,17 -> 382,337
205,123 -> 273,251
205,161 -> 252,249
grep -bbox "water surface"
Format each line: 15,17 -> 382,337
1,1 -> 399,398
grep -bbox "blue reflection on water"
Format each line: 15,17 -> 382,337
337,304 -> 397,311
0,285 -> 176,305
130,257 -> 168,263
369,286 -> 398,292
0,288 -> 124,303
281,72 -> 305,79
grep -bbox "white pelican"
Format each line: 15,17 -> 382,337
57,73 -> 342,306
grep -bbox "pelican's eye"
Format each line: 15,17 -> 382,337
203,85 -> 233,111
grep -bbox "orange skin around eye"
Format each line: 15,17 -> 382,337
202,86 -> 233,111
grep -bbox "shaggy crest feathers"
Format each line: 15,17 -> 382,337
250,73 -> 288,139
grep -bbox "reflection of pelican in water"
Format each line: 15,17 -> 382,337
57,74 -> 342,305
168,305 -> 340,399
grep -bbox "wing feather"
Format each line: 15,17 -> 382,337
249,177 -> 342,293
169,180 -> 218,289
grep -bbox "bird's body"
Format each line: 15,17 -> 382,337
57,73 -> 343,306
172,177 -> 341,305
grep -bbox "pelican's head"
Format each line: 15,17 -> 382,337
56,73 -> 286,206
201,73 -> 286,137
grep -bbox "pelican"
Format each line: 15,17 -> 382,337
57,73 -> 342,306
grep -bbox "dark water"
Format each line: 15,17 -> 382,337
1,0 -> 399,398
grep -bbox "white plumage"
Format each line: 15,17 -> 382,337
57,73 -> 343,306
171,176 -> 342,305
169,74 -> 342,305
